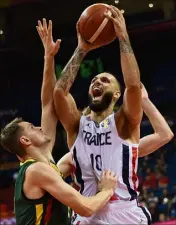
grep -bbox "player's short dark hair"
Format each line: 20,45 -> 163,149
0,117 -> 25,157
108,73 -> 121,92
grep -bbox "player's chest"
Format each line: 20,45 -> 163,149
81,119 -> 113,147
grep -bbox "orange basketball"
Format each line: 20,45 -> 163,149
78,3 -> 116,46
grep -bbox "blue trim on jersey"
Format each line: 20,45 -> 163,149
73,147 -> 85,194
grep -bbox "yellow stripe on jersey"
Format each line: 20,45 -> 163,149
35,203 -> 43,225
68,207 -> 72,219
50,162 -> 63,177
20,159 -> 35,166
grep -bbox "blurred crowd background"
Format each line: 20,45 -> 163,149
0,0 -> 176,224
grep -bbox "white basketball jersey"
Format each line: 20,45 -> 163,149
70,113 -> 139,201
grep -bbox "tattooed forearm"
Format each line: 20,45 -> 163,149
119,36 -> 134,54
119,34 -> 140,87
56,47 -> 86,93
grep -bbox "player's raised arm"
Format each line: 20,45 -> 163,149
139,84 -> 174,157
53,44 -> 85,145
36,19 -> 61,150
53,24 -> 104,147
26,163 -> 117,217
105,6 -> 142,127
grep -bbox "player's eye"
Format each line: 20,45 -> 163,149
91,78 -> 96,84
101,77 -> 110,83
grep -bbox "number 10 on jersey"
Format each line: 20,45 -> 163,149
90,154 -> 102,171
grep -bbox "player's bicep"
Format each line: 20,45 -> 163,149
31,163 -> 88,216
123,87 -> 142,125
53,89 -> 80,133
44,177 -> 84,213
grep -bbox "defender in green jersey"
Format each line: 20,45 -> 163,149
15,159 -> 69,225
0,19 -> 117,225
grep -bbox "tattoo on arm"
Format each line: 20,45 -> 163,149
119,34 -> 140,84
57,47 -> 86,93
119,36 -> 134,54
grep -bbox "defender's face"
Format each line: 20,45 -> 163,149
19,122 -> 50,148
89,73 -> 118,103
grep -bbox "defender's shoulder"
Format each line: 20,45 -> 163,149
25,162 -> 50,177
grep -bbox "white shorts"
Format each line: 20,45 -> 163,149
72,199 -> 151,225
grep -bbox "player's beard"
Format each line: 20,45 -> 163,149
88,92 -> 113,113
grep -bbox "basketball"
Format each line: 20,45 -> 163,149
78,3 -> 116,46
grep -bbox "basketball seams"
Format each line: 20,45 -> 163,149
78,3 -> 116,45
88,10 -> 112,43
82,7 -> 108,40
79,6 -> 107,38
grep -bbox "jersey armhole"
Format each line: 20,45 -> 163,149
70,115 -> 85,152
21,162 -> 46,204
113,113 -> 139,147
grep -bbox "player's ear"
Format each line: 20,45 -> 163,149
114,91 -> 121,101
20,136 -> 32,147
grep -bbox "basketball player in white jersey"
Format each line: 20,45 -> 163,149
57,83 -> 174,223
53,5 -> 173,224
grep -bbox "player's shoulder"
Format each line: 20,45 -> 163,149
25,162 -> 62,187
26,162 -> 51,178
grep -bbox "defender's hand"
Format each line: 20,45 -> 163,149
98,170 -> 118,192
36,18 -> 61,57
105,5 -> 127,40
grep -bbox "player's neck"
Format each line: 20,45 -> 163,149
90,104 -> 114,123
25,146 -> 52,164
22,154 -> 50,164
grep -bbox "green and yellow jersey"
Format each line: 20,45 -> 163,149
15,159 -> 70,225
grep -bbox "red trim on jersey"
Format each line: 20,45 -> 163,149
72,182 -> 80,191
138,202 -> 143,207
76,221 -> 81,225
72,164 -> 76,174
44,198 -> 53,225
132,147 -> 138,191
110,193 -> 119,201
